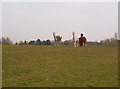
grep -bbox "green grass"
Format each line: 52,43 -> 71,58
2,45 -> 118,87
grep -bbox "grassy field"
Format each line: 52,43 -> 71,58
2,45 -> 118,87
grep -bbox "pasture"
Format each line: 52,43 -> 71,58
2,45 -> 118,87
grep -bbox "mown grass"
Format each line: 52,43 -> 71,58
2,45 -> 118,87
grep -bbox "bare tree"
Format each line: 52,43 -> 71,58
2,37 -> 12,45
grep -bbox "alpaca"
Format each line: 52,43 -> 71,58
79,33 -> 87,46
53,32 -> 62,46
72,32 -> 79,47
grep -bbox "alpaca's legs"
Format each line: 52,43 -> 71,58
83,41 -> 86,46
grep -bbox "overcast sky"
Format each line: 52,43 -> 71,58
2,2 -> 118,42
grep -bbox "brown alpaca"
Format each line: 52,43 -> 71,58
79,33 -> 87,46
53,32 -> 62,46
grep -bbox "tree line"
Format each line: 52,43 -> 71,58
0,37 -> 118,46
17,39 -> 51,45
